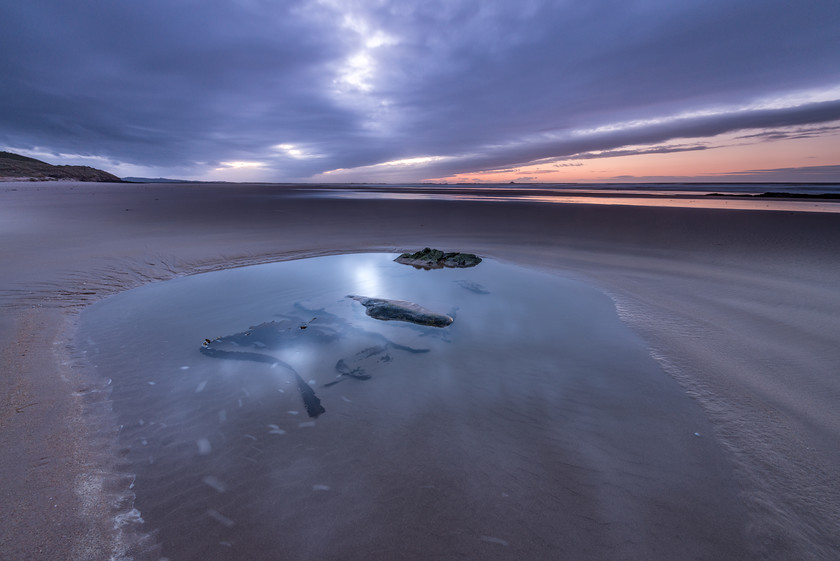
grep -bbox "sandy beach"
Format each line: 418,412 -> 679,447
1,181 -> 839,560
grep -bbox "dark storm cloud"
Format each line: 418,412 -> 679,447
1,0 -> 839,180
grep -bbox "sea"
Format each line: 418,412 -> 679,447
286,182 -> 840,213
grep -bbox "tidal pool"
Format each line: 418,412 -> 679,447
77,253 -> 749,560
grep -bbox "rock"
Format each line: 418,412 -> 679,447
348,295 -> 453,327
442,253 -> 482,268
395,247 -> 482,269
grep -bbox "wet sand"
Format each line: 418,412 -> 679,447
1,181 -> 839,560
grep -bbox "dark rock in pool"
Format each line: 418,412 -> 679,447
395,247 -> 482,269
349,295 -> 454,327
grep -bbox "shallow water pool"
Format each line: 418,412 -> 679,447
78,253 -> 750,560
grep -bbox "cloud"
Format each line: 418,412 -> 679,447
608,164 -> 840,183
734,123 -> 840,142
319,102 -> 840,182
1,0 -> 840,181
563,144 -> 711,161
714,164 -> 840,182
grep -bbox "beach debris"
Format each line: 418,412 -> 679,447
14,402 -> 39,413
395,247 -> 482,269
348,295 -> 454,327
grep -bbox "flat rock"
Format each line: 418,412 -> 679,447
395,247 -> 482,269
349,295 -> 454,327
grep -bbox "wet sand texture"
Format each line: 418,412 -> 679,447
1,181 -> 839,560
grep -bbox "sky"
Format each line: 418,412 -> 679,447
2,0 -> 839,184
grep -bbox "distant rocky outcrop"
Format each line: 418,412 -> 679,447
395,248 -> 482,269
348,295 -> 454,327
0,151 -> 123,182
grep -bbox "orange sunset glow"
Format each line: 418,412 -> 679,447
433,125 -> 840,183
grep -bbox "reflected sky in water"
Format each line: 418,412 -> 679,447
77,253 -> 749,561
294,184 -> 840,213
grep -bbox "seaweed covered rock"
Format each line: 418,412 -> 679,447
349,295 -> 453,327
395,248 -> 482,269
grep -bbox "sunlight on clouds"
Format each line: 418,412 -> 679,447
364,30 -> 396,49
274,143 -> 322,159
313,156 -> 450,181
339,52 -> 377,92
276,144 -> 303,157
432,121 -> 840,184
313,154 -> 451,183
749,84 -> 840,111
203,159 -> 274,182
340,12 -> 397,49
571,84 -> 840,137
380,156 -> 445,167
328,6 -> 398,94
309,0 -> 400,134
415,84 -> 840,184
217,161 -> 264,169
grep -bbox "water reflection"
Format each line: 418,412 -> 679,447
199,304 -> 432,416
77,253 -> 749,561
301,185 -> 840,213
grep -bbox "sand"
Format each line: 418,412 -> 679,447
1,181 -> 839,560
